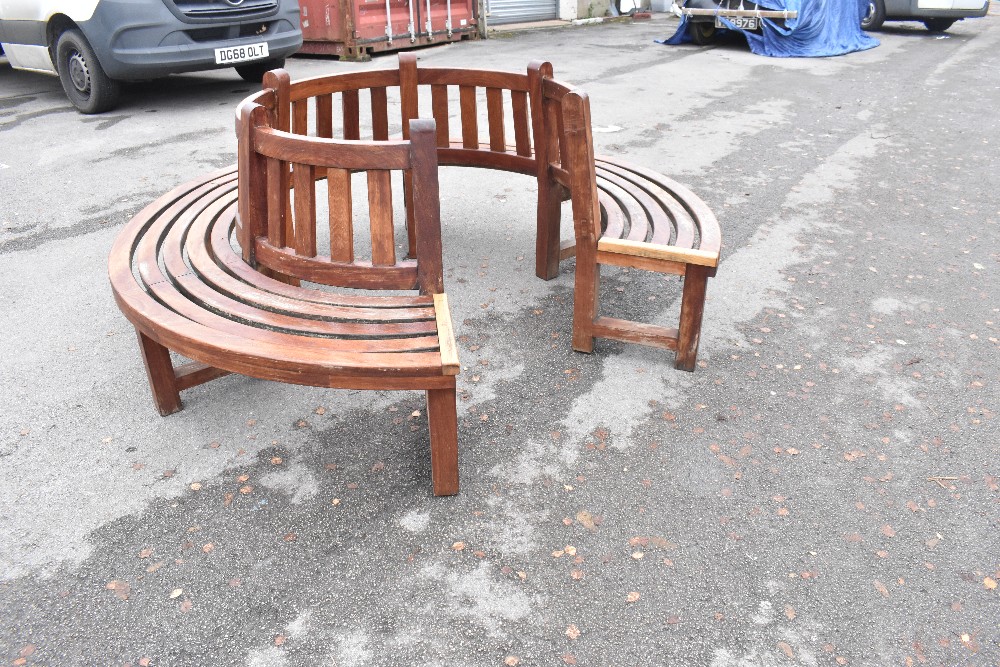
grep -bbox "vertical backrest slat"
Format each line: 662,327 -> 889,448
237,101 -> 269,263
409,119 -> 444,295
562,91 -> 600,244
371,87 -> 390,140
528,61 -> 553,174
431,84 -> 450,148
327,168 -> 354,262
292,99 -> 308,137
399,53 -> 419,139
367,170 -> 396,266
343,89 -> 361,140
486,87 -> 506,152
511,90 -> 531,157
316,93 -> 333,138
266,156 -> 287,248
544,98 -> 562,168
459,86 -> 478,149
262,69 -> 291,132
292,162 -> 317,256
556,100 -> 569,169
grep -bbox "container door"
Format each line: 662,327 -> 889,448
420,0 -> 477,37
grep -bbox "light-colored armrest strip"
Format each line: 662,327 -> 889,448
434,293 -> 460,375
597,238 -> 719,268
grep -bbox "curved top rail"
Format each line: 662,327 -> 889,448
285,69 -> 402,102
253,127 -> 413,169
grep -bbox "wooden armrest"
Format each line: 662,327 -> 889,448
597,238 -> 719,268
434,293 -> 460,375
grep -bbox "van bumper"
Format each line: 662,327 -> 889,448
80,0 -> 302,80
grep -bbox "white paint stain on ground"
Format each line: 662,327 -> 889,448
399,509 -> 431,533
421,561 -> 534,636
260,464 -> 320,505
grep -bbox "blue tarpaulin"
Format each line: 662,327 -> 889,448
662,0 -> 879,57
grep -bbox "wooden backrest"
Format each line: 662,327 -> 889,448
239,56 -> 573,174
237,99 -> 444,294
556,89 -> 602,248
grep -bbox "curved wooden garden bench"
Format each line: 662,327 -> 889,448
109,55 -> 721,496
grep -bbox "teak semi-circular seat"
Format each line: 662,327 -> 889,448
109,55 -> 721,496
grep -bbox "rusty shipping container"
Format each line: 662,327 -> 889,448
299,0 -> 478,59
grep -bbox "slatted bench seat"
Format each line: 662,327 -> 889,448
110,120 -> 461,496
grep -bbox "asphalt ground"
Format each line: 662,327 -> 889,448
1,10 -> 998,667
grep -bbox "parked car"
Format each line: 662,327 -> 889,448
861,0 -> 989,31
666,0 -> 879,57
0,0 -> 303,114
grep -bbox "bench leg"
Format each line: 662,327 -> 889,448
135,330 -> 183,416
676,265 -> 711,372
425,387 -> 459,496
572,251 -> 600,354
535,182 -> 563,280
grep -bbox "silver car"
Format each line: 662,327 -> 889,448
862,0 -> 990,32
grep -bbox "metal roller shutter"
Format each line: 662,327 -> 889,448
487,0 -> 558,24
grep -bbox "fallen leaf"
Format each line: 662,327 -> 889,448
576,510 -> 597,531
202,543 -> 215,553
239,485 -> 253,495
283,533 -> 297,542
270,457 -> 283,466
631,551 -> 645,560
179,598 -> 193,613
106,580 -> 131,600
138,658 -> 151,667
562,655 -> 577,665
274,634 -> 286,646
138,547 -> 154,559
570,569 -> 584,580
784,605 -> 796,620
778,641 -> 794,658
626,591 -> 641,603
874,580 -> 890,597
452,541 -> 466,551
169,588 -> 183,599
565,624 -> 580,639
881,525 -> 897,538
984,577 -> 998,591
189,482 -> 202,491
504,658 -> 520,666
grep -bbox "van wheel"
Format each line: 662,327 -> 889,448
923,18 -> 955,32
56,29 -> 120,114
861,0 -> 885,30
689,21 -> 716,45
235,58 -> 285,83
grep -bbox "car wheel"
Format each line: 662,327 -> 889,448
923,18 -> 955,32
56,29 -> 120,114
689,21 -> 716,45
235,58 -> 285,83
861,0 -> 885,31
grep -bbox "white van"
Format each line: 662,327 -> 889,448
0,0 -> 302,113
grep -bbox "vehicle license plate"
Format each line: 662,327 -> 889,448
716,16 -> 759,30
215,42 -> 269,65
